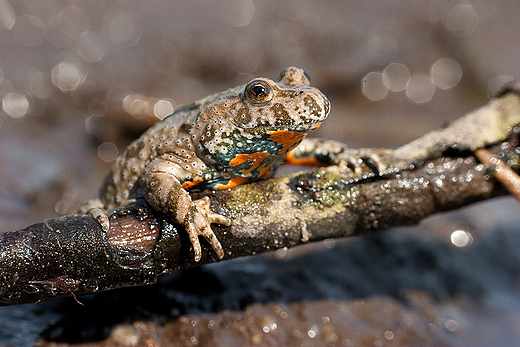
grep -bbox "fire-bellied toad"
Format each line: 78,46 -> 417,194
85,67 -> 339,261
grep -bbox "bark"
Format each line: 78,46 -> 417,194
1,91 -> 520,306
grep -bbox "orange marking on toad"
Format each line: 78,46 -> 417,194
214,151 -> 276,190
182,176 -> 204,189
229,152 -> 271,176
269,130 -> 310,153
214,176 -> 249,190
284,151 -> 326,166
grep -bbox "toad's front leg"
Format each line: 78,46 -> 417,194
286,138 -> 386,174
140,159 -> 231,262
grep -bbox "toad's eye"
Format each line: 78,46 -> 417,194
244,80 -> 274,104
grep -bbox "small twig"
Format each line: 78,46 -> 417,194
474,148 -> 520,201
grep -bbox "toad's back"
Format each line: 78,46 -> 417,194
100,101 -> 203,208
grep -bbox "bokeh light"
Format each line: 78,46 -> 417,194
450,221 -> 473,248
444,319 -> 460,332
431,58 -> 462,90
367,34 -> 398,65
123,94 -> 149,119
98,142 -> 118,162
406,74 -> 435,104
383,63 -> 410,92
451,229 -> 473,247
220,0 -> 255,27
487,75 -> 515,96
363,58 -> 463,104
29,0 -> 59,28
0,76 -> 13,97
444,3 -> 478,36
103,11 -> 142,47
76,31 -> 107,62
362,72 -> 388,101
0,0 -> 15,30
46,6 -> 90,48
51,60 -> 87,92
154,99 -> 175,120
27,71 -> 52,98
2,92 -> 30,118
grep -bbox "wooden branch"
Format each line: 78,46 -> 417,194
1,91 -> 520,306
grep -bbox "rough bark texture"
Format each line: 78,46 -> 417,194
1,91 -> 520,306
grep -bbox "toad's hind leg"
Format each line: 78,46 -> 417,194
140,159 -> 231,262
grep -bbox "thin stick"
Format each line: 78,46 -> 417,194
474,148 -> 520,201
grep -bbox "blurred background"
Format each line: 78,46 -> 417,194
1,1 -> 520,346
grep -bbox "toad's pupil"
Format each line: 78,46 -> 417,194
251,84 -> 267,97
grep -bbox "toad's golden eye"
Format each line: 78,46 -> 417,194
244,80 -> 274,104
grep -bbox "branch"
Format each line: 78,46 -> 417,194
1,92 -> 520,306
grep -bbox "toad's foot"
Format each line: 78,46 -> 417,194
78,199 -> 110,232
336,148 -> 386,175
187,196 -> 232,262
